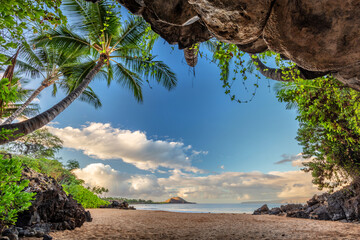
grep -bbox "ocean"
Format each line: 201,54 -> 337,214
133,203 -> 282,214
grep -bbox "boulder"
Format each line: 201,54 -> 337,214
269,207 -> 282,215
326,190 -> 346,221
286,210 -> 309,219
309,205 -> 331,220
15,168 -> 91,232
253,204 -> 269,215
253,182 -> 360,222
100,201 -> 136,210
280,204 -> 303,213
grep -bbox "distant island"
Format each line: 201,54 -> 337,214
164,197 -> 195,204
102,196 -> 195,204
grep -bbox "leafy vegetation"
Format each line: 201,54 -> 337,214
0,0 -> 177,143
0,0 -> 65,64
4,128 -> 63,159
103,197 -> 160,204
63,184 -> 109,208
276,76 -> 360,191
16,155 -> 109,208
0,155 -> 35,232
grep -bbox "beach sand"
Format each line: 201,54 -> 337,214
42,209 -> 360,239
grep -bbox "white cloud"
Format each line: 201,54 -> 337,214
74,163 -> 322,203
32,98 -> 40,103
49,123 -> 202,172
73,163 -> 165,199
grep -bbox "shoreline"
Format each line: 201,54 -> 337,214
30,209 -> 360,240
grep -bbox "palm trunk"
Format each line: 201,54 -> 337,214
0,55 -> 107,145
0,48 -> 21,119
2,84 -> 47,125
184,45 -> 199,67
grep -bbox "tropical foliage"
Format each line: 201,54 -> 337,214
63,184 -> 109,208
4,128 -> 63,159
0,155 -> 35,231
1,41 -> 102,125
0,0 -> 177,144
0,0 -> 65,64
276,76 -> 360,191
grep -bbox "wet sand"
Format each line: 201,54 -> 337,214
46,209 -> 360,239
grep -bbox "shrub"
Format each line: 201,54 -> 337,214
0,155 -> 35,232
63,184 -> 109,208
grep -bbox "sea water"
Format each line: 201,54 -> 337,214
133,203 -> 282,214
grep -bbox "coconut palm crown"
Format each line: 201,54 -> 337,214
0,0 -> 177,144
1,41 -> 102,125
37,0 -> 176,102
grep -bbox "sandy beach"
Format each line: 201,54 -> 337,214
39,209 -> 360,240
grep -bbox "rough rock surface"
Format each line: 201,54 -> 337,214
114,0 -> 360,90
0,167 -> 92,239
253,182 -> 360,222
100,200 -> 136,210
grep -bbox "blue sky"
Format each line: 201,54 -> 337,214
27,9 -> 321,202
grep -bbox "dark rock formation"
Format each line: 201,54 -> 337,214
16,167 -> 91,231
253,204 -> 269,215
112,0 -> 360,91
0,167 -> 92,239
99,200 -> 136,210
253,182 -> 360,222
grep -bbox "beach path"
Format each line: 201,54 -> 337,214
45,209 -> 360,239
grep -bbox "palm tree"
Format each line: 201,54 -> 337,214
1,41 -> 102,125
0,0 -> 176,144
0,67 -> 40,121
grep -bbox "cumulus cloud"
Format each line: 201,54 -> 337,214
49,123 -> 203,172
74,163 -> 322,203
73,163 -> 165,198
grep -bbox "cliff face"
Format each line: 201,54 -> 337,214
116,0 -> 360,90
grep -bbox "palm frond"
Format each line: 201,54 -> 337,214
33,25 -> 92,55
120,56 -> 177,90
79,86 -> 102,109
63,0 -> 120,43
112,16 -> 147,50
112,60 -> 143,102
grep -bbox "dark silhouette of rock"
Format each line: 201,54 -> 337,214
253,182 -> 360,222
280,204 -> 303,213
108,0 -> 360,91
253,204 -> 270,215
43,234 -> 53,240
100,201 -> 136,210
269,207 -> 282,215
0,167 -> 92,239
16,167 -> 90,231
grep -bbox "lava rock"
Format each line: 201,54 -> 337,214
286,210 -> 309,219
269,207 -> 283,215
280,204 -> 303,213
253,204 -> 270,215
16,167 -> 91,231
43,234 -> 53,240
309,205 -> 331,220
